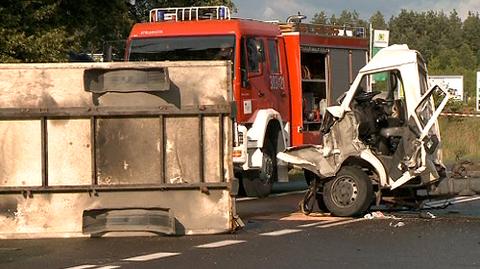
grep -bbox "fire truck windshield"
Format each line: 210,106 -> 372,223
128,35 -> 235,62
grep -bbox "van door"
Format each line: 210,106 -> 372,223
389,85 -> 449,189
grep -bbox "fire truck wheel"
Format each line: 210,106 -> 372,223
323,166 -> 373,217
242,140 -> 276,198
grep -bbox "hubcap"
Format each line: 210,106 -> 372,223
331,176 -> 358,208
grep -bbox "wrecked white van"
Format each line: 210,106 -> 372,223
278,45 -> 479,217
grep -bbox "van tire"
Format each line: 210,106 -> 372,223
323,166 -> 373,217
304,170 -> 330,213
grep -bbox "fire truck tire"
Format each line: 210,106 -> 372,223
242,139 -> 276,197
323,166 -> 373,217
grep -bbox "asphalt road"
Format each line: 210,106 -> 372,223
1,190 -> 480,269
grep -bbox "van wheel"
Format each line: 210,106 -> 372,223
242,140 -> 276,198
323,166 -> 373,217
316,193 -> 329,213
304,170 -> 329,213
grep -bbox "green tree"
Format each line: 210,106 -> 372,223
311,11 -> 328,24
463,11 -> 480,62
59,0 -> 133,55
0,0 -> 236,63
330,10 -> 367,27
0,1 -> 71,62
388,10 -> 418,49
369,11 -> 387,29
444,10 -> 463,49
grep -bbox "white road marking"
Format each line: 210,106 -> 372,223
236,197 -> 257,202
64,265 -> 98,269
95,266 -> 120,269
424,196 -> 470,207
123,252 -> 181,262
297,221 -> 326,228
424,195 -> 480,208
260,229 -> 302,236
297,219 -> 348,228
196,240 -> 246,248
317,218 -> 365,228
270,190 -> 307,197
453,196 -> 480,204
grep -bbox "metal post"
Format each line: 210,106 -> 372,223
90,116 -> 97,186
218,114 -> 225,182
41,117 -> 48,187
159,115 -> 165,184
199,115 -> 205,183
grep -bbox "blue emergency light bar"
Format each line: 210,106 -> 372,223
149,6 -> 231,22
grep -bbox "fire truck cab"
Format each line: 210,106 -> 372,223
126,6 -> 368,197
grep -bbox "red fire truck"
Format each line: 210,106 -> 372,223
126,6 -> 368,197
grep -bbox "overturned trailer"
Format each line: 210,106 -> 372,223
278,45 -> 480,217
0,61 -> 238,238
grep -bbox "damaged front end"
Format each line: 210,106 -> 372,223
278,45 -> 463,216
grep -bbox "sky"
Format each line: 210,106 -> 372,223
235,0 -> 480,22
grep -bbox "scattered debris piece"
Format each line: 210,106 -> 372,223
364,211 -> 385,219
389,221 -> 405,228
451,159 -> 473,178
419,211 -> 436,219
364,211 -> 401,220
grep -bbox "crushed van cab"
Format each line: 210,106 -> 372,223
278,44 -> 463,217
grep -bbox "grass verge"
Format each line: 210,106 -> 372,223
439,116 -> 480,164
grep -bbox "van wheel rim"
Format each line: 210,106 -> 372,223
331,176 -> 358,207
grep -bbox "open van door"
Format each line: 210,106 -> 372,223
389,85 -> 449,189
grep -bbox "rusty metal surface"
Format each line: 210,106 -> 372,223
82,208 -> 176,236
0,105 -> 233,119
0,61 -> 235,237
0,120 -> 42,187
48,119 -> 92,186
0,61 -> 233,189
84,67 -> 171,93
0,61 -> 232,108
0,189 -> 232,238
96,117 -> 162,185
0,182 -> 230,193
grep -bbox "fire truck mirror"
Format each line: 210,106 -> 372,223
241,68 -> 249,88
256,41 -> 265,62
83,67 -> 170,93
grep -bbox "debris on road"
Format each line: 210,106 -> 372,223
364,211 -> 401,220
419,211 -> 437,219
389,221 -> 405,228
364,211 -> 385,219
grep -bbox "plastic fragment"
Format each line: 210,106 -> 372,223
419,211 -> 436,219
364,211 -> 385,219
364,211 -> 401,220
389,221 -> 405,228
